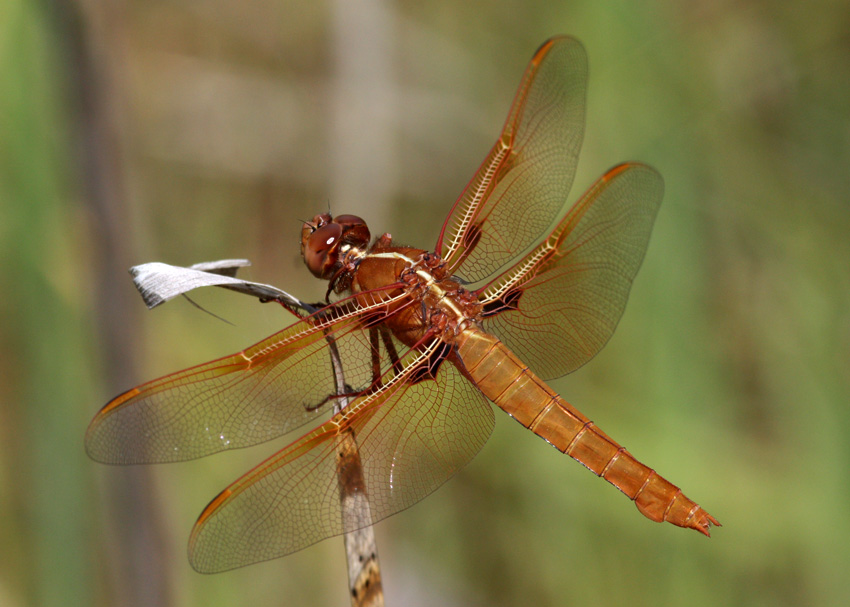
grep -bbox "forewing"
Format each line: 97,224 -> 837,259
477,163 -> 663,380
437,36 -> 587,283
85,288 -> 415,464
188,341 -> 494,572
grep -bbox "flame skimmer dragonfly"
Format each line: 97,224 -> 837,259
87,36 -> 719,573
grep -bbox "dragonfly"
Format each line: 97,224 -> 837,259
86,36 -> 719,573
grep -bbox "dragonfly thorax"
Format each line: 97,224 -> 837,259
356,246 -> 483,348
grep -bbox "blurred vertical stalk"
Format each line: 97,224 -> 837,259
331,2 -> 393,603
3,3 -> 94,605
327,334 -> 384,607
41,1 -> 173,605
331,0 -> 398,219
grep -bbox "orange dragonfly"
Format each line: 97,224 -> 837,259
86,36 -> 719,573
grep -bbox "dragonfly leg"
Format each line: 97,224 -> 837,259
303,390 -> 358,412
379,325 -> 403,377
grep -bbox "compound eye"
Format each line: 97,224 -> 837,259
333,214 -> 365,228
304,222 -> 343,278
333,214 -> 371,249
301,213 -> 333,259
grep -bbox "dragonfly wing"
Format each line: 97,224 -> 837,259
85,288 -> 415,464
188,341 -> 493,572
477,163 -> 663,380
437,36 -> 587,284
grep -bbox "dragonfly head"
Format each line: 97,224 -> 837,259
301,213 -> 371,280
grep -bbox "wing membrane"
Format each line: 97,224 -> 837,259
477,163 -> 663,380
85,288 -> 415,464
437,36 -> 587,283
188,342 -> 494,572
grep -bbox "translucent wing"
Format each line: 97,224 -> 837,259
477,163 -> 663,380
85,288 -> 416,464
188,341 -> 494,572
436,36 -> 587,283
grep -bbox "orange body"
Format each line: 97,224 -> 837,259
352,241 -> 718,535
456,328 -> 719,535
86,36 -> 719,574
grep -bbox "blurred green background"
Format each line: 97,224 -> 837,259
2,1 -> 849,606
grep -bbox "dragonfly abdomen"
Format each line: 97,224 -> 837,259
455,328 -> 720,536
